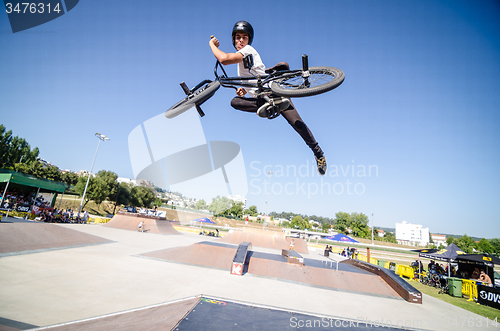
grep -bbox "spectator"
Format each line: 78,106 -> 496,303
471,268 -> 480,279
324,245 -> 330,257
436,264 -> 445,275
428,260 -> 436,274
83,210 -> 89,224
479,270 -> 493,287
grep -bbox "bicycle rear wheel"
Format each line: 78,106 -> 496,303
270,66 -> 344,97
165,80 -> 220,119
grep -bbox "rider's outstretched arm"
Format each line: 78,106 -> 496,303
209,36 -> 243,65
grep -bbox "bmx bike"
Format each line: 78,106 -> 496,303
165,53 -> 345,119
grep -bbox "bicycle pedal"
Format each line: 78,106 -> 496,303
257,102 -> 270,118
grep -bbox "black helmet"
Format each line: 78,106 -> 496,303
232,21 -> 254,48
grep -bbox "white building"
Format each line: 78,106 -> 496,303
395,221 -> 430,246
431,233 -> 447,247
117,177 -> 139,186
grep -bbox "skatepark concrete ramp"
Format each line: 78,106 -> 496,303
141,242 -> 400,299
31,295 -> 410,330
220,229 -> 309,254
105,212 -> 179,235
0,221 -> 111,256
342,259 -> 422,304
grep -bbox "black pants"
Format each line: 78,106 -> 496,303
230,96 -> 323,158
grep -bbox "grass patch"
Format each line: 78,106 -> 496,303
410,280 -> 500,321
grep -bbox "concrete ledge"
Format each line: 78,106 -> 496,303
342,259 -> 422,304
281,249 -> 304,266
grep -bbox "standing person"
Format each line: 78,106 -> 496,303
83,210 -> 89,224
138,220 -> 144,232
209,21 -> 327,175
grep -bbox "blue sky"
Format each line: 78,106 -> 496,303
1,0 -> 499,238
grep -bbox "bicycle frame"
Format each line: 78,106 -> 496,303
212,55 -> 310,96
177,54 -> 316,118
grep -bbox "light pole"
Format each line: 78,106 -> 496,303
78,133 -> 109,215
371,213 -> 374,245
264,170 -> 273,229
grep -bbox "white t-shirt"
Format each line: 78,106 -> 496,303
237,45 -> 266,97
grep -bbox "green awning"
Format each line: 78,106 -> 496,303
0,170 -> 67,193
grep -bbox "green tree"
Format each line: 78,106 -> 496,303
350,212 -> 370,238
489,238 -> 500,255
109,182 -> 131,214
27,160 -> 45,178
195,199 -> 208,210
154,198 -> 163,207
74,175 -> 106,209
130,186 -> 156,208
0,125 -> 39,168
476,238 -> 494,254
290,215 -> 304,229
227,200 -> 243,219
383,232 -> 397,243
61,172 -> 79,186
333,212 -> 350,232
321,222 -> 332,232
455,234 -> 476,254
97,170 -> 118,200
43,165 -> 62,181
244,205 -> 258,217
208,196 -> 231,216
290,215 -> 310,230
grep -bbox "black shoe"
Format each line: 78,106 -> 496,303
316,156 -> 327,175
256,97 -> 290,119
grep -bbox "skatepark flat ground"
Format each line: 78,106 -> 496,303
0,219 -> 496,330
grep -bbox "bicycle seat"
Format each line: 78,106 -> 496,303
265,62 -> 290,74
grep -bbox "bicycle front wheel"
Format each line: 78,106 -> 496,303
270,66 -> 344,97
165,80 -> 220,119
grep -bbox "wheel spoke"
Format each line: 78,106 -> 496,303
277,71 -> 336,90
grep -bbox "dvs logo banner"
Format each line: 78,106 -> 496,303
128,108 -> 247,202
4,0 -> 79,33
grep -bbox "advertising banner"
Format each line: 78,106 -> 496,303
16,204 -> 31,213
477,284 -> 500,310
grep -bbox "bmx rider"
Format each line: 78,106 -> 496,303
209,21 -> 327,175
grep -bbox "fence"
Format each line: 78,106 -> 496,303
0,210 -> 36,220
91,217 -> 110,224
461,279 -> 478,301
354,248 -> 480,302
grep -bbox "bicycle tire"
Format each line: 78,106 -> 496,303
165,80 -> 220,119
270,66 -> 344,97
